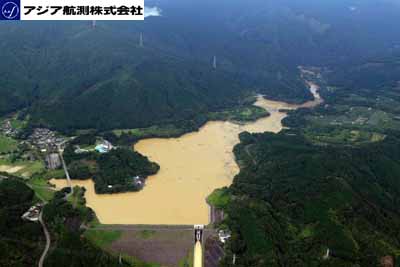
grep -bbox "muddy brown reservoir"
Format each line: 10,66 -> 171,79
52,83 -> 322,225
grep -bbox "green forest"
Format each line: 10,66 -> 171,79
94,148 -> 160,194
218,131 -> 400,267
0,177 -> 133,267
63,143 -> 159,194
0,178 -> 42,266
0,21 -> 308,133
215,57 -> 400,266
1,0 -> 400,266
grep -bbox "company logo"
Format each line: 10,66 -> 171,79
0,0 -> 144,21
0,0 -> 20,20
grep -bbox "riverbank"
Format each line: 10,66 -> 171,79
110,103 -> 270,146
52,83 -> 322,225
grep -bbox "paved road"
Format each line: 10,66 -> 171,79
37,145 -> 73,267
92,224 -> 215,233
58,146 -> 74,198
38,210 -> 50,267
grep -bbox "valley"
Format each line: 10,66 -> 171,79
51,82 -> 322,225
1,2 -> 400,266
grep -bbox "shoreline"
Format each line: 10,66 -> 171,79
52,82 -> 323,225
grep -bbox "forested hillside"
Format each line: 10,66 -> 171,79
219,131 -> 400,266
63,140 -> 160,194
1,1 -> 400,266
327,54 -> 400,92
0,20 -> 304,132
1,0 -> 399,131
213,51 -> 400,266
0,178 -> 43,266
0,22 -> 251,132
0,176 -> 135,266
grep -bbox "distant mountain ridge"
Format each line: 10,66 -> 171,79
0,0 -> 399,131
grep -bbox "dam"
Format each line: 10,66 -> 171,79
194,225 -> 204,267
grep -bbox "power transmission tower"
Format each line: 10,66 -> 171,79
139,32 -> 144,47
213,55 -> 217,69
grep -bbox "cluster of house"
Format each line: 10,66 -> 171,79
0,120 -> 18,137
27,128 -> 66,152
21,203 -> 43,222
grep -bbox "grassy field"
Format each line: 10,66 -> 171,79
121,256 -> 161,267
108,229 -> 194,267
114,124 -> 185,138
30,183 -> 55,201
304,128 -> 386,145
26,176 -> 55,202
80,144 -> 97,150
208,106 -> 269,123
9,118 -> 26,129
138,230 -> 156,239
0,135 -> 18,153
0,157 -> 45,177
296,103 -> 395,145
84,228 -> 162,267
114,105 -> 269,140
283,79 -> 400,146
42,169 -> 65,179
85,230 -> 122,248
67,186 -> 87,208
178,250 -> 194,267
18,161 -> 45,177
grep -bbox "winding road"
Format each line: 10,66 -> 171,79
38,146 -> 73,267
38,211 -> 51,267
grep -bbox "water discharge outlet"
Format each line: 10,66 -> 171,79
194,225 -> 204,267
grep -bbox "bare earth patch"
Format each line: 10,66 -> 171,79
0,165 -> 24,173
380,256 -> 394,267
110,229 -> 194,267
